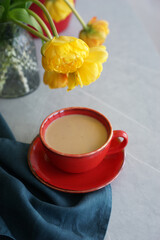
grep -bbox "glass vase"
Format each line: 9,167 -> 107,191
0,22 -> 40,98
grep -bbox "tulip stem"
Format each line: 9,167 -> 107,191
11,19 -> 49,42
28,0 -> 59,38
63,0 -> 88,30
9,2 -> 23,9
27,9 -> 52,39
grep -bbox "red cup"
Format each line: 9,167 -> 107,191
40,107 -> 128,173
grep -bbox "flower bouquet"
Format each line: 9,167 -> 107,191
0,0 -> 109,92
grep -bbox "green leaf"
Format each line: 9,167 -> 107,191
8,8 -> 43,35
0,5 -> 4,20
9,1 -> 32,10
0,0 -> 10,8
0,0 -> 11,21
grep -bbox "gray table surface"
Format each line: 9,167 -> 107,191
0,0 -> 160,239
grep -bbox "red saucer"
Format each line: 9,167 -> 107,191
28,136 -> 125,193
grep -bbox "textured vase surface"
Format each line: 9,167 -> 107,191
0,22 -> 40,98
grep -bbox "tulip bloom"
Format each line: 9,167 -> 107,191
43,45 -> 108,91
79,17 -> 109,47
44,0 -> 74,22
41,36 -> 89,73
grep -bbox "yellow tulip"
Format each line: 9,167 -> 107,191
44,0 -> 74,23
41,36 -> 89,73
42,42 -> 108,91
79,17 -> 110,47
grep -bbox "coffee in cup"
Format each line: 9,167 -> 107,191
45,114 -> 108,155
40,107 -> 128,173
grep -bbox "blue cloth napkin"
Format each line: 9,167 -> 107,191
0,114 -> 112,240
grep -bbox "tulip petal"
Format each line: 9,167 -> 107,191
67,73 -> 77,91
77,62 -> 100,86
86,46 -> 108,64
43,71 -> 67,89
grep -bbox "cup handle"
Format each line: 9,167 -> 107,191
107,130 -> 128,155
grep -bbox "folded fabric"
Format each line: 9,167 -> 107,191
0,114 -> 112,240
